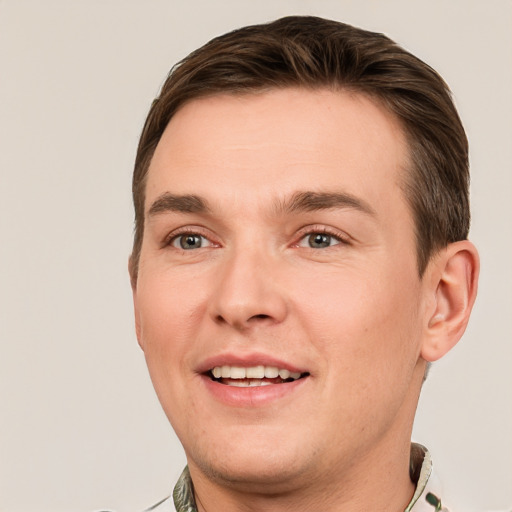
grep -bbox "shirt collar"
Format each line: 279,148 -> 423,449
407,443 -> 449,512
172,466 -> 196,512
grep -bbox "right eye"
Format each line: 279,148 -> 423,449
170,233 -> 212,250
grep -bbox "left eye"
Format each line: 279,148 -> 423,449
298,232 -> 342,249
171,233 -> 211,250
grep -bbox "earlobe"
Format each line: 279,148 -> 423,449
421,240 -> 479,362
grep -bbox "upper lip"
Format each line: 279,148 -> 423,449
196,352 -> 308,375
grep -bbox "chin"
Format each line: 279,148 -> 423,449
186,433 -> 314,492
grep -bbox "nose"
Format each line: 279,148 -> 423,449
208,247 -> 288,331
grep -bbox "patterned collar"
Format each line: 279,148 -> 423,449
148,443 -> 448,512
406,444 -> 449,511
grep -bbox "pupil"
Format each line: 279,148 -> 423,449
309,233 -> 330,248
181,234 -> 201,249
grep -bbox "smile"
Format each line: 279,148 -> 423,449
208,365 -> 309,387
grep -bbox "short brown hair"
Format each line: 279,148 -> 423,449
129,15 -> 469,283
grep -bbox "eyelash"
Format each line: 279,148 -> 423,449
163,227 -> 217,250
293,226 -> 350,249
163,225 -> 350,251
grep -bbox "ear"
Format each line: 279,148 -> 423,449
128,255 -> 144,351
421,240 -> 479,362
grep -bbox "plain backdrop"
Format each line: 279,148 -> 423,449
0,1 -> 511,511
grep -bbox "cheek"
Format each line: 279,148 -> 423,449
293,265 -> 422,374
137,270 -> 207,342
135,272 -> 209,398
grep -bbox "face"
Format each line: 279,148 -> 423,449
133,88 -> 430,491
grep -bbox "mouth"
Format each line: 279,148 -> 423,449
207,365 -> 310,388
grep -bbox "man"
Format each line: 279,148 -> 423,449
129,16 -> 479,512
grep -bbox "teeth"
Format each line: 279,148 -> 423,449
264,366 -> 279,378
230,366 -> 246,379
246,365 -> 265,378
210,365 -> 303,381
228,380 -> 273,387
250,380 -> 272,387
279,369 -> 290,379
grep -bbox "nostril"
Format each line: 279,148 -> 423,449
215,314 -> 226,324
213,312 -> 277,329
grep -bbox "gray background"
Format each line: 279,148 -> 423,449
0,1 -> 510,511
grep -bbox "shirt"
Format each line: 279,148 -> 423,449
145,443 -> 451,512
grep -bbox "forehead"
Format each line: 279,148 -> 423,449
145,88 -> 409,215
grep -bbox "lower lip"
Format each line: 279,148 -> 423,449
200,375 -> 308,407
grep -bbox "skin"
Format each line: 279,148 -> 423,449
132,88 -> 479,512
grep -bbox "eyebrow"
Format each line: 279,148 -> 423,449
148,193 -> 210,216
147,190 -> 376,218
279,191 -> 376,216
